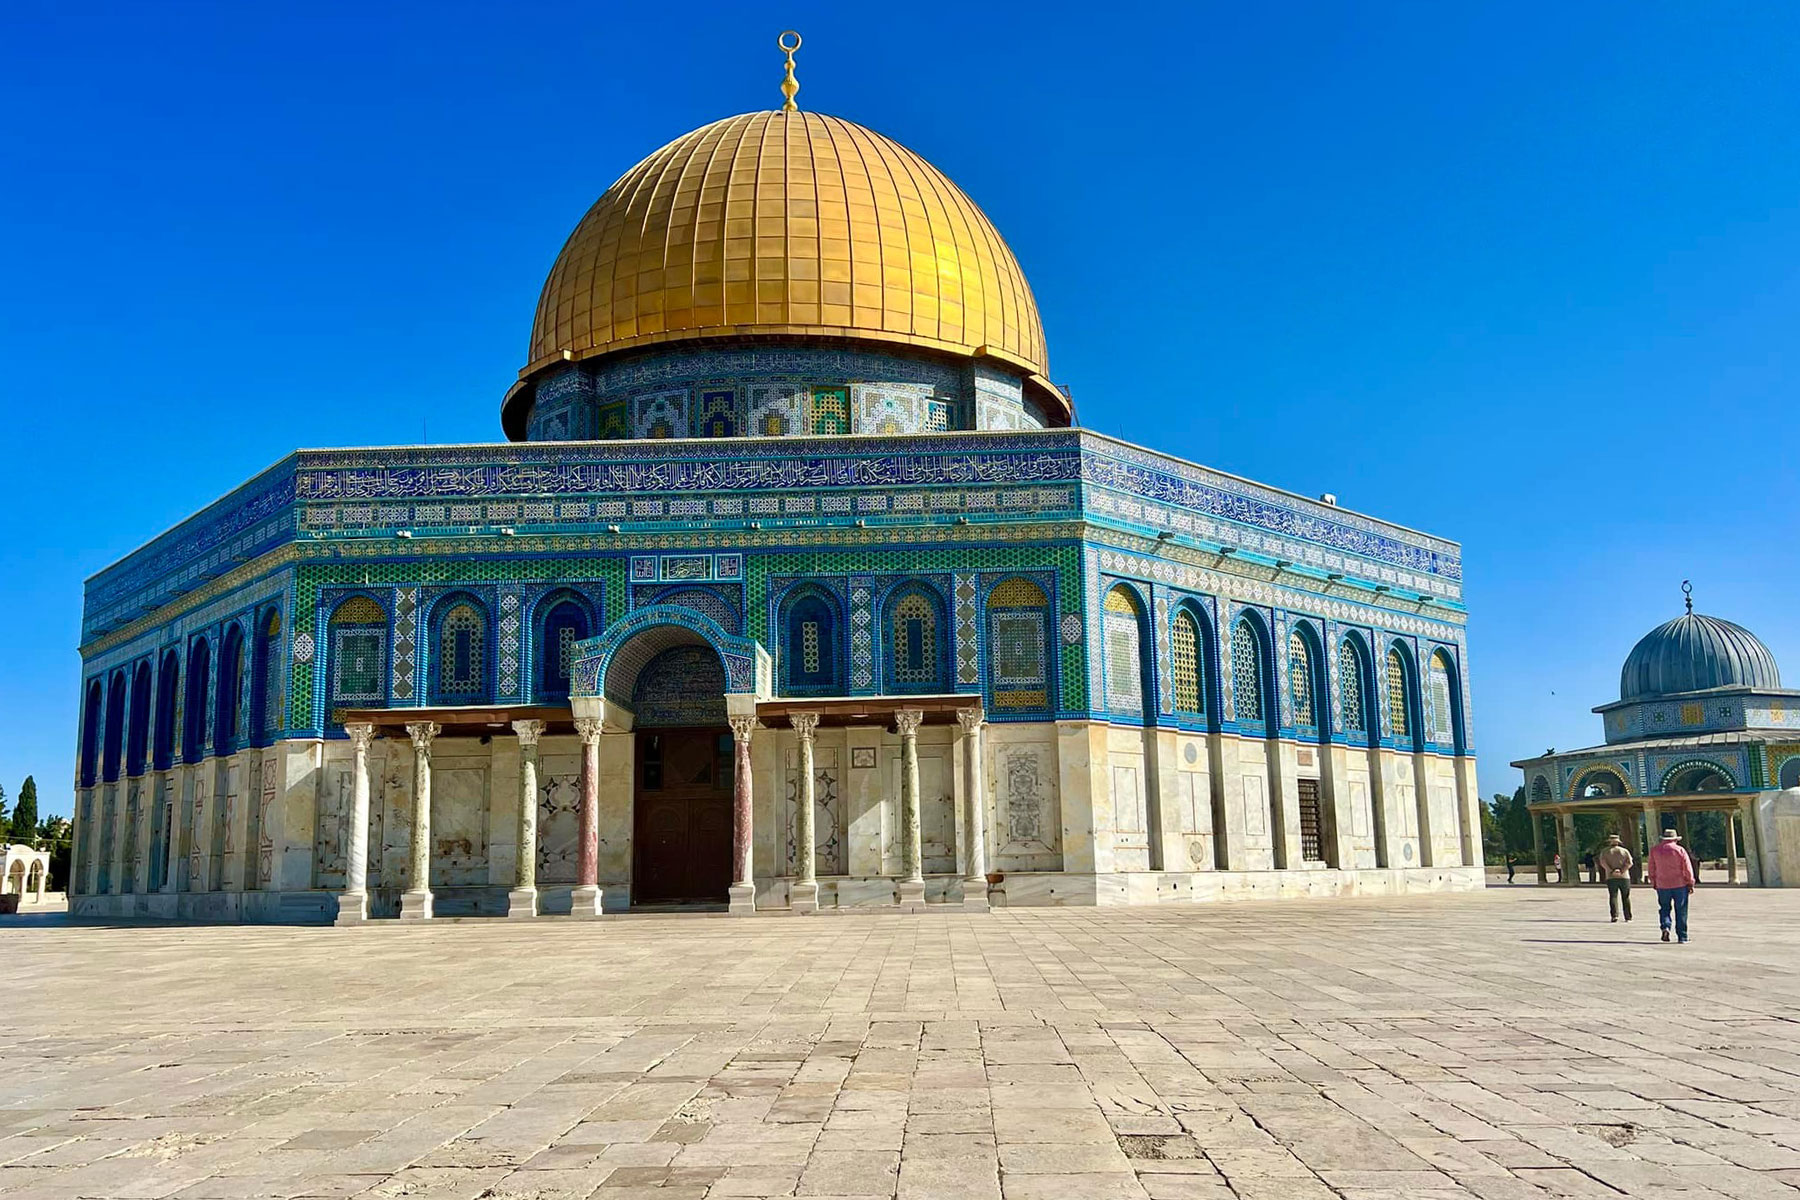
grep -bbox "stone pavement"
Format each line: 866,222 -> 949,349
3,887 -> 1800,1200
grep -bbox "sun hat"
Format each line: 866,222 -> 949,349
1661,829 -> 1681,840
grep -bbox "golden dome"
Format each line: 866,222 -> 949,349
520,110 -> 1049,384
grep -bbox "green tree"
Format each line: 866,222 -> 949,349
10,777 -> 38,846
0,783 -> 8,832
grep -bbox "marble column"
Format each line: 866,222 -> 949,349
399,721 -> 440,920
790,713 -> 821,915
956,709 -> 990,911
1726,809 -> 1740,884
1557,811 -> 1579,886
1531,809 -> 1547,884
508,719 -> 545,919
896,708 -> 926,912
728,714 -> 757,914
571,717 -> 604,918
335,722 -> 376,925
1633,804 -> 1655,883
1676,810 -> 1692,877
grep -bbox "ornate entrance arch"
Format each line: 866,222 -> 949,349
570,604 -> 769,719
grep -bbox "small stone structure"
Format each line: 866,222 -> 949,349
1,844 -> 50,905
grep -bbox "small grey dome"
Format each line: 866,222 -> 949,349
1620,611 -> 1781,702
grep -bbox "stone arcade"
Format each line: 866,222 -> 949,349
68,42 -> 1483,923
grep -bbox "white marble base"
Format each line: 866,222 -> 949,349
960,877 -> 990,912
897,878 -> 927,913
728,882 -> 757,915
790,881 -> 819,915
397,889 -> 433,921
333,892 -> 369,925
568,884 -> 603,918
504,887 -> 539,919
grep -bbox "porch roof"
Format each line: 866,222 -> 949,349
754,694 -> 982,729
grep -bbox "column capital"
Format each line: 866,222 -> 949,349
345,722 -> 377,753
894,708 -> 925,737
790,711 -> 821,740
573,717 -> 604,745
405,722 -> 442,752
728,714 -> 759,742
512,718 -> 547,748
954,707 -> 985,734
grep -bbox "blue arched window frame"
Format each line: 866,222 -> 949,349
215,623 -> 247,757
430,592 -> 493,705
1286,620 -> 1328,740
153,649 -> 179,771
881,582 -> 950,695
535,592 -> 594,703
79,679 -> 103,788
126,660 -> 152,776
1229,611 -> 1274,733
102,671 -> 126,782
1336,631 -> 1377,747
182,636 -> 211,763
780,585 -> 845,697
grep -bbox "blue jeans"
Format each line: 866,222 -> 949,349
1657,887 -> 1690,940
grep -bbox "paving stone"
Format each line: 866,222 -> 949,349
4,889 -> 1800,1200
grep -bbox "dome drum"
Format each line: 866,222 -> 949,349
511,341 -> 1057,442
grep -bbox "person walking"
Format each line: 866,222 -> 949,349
1596,834 -> 1634,922
1647,829 -> 1697,943
1582,850 -> 1598,884
1505,854 -> 1516,884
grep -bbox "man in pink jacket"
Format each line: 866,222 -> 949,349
1647,829 -> 1697,943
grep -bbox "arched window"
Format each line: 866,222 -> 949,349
1287,630 -> 1316,727
538,599 -> 590,702
1231,618 -> 1268,725
1385,647 -> 1413,740
1530,775 -> 1551,806
329,595 -> 388,715
215,624 -> 246,757
1780,757 -> 1800,790
783,589 -> 842,696
126,661 -> 152,776
1338,636 -> 1370,737
1102,585 -> 1146,717
1171,607 -> 1204,718
251,608 -> 282,744
885,586 -> 946,693
153,650 -> 179,771
102,671 -> 126,782
183,638 -> 210,763
437,600 -> 488,702
1427,649 -> 1457,747
79,679 -> 103,788
987,578 -> 1049,711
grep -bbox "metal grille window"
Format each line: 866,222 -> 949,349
1288,631 -> 1314,726
262,626 -> 283,733
1297,777 -> 1324,862
1428,653 -> 1455,744
802,621 -> 820,674
989,578 -> 1049,710
1172,610 -> 1202,715
1386,649 -> 1410,738
1232,621 -> 1264,724
333,631 -> 385,703
1103,587 -> 1143,716
892,593 -> 937,686
1338,640 -> 1365,732
786,594 -> 838,693
441,604 -> 485,697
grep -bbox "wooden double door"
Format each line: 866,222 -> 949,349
631,728 -> 734,904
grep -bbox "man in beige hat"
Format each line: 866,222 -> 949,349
1647,829 -> 1697,943
1596,833 -> 1634,922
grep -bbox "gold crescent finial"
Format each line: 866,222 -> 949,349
778,30 -> 802,112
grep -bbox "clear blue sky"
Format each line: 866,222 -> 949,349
4,2 -> 1797,818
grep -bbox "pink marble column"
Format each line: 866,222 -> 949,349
728,714 -> 757,914
571,718 -> 603,917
